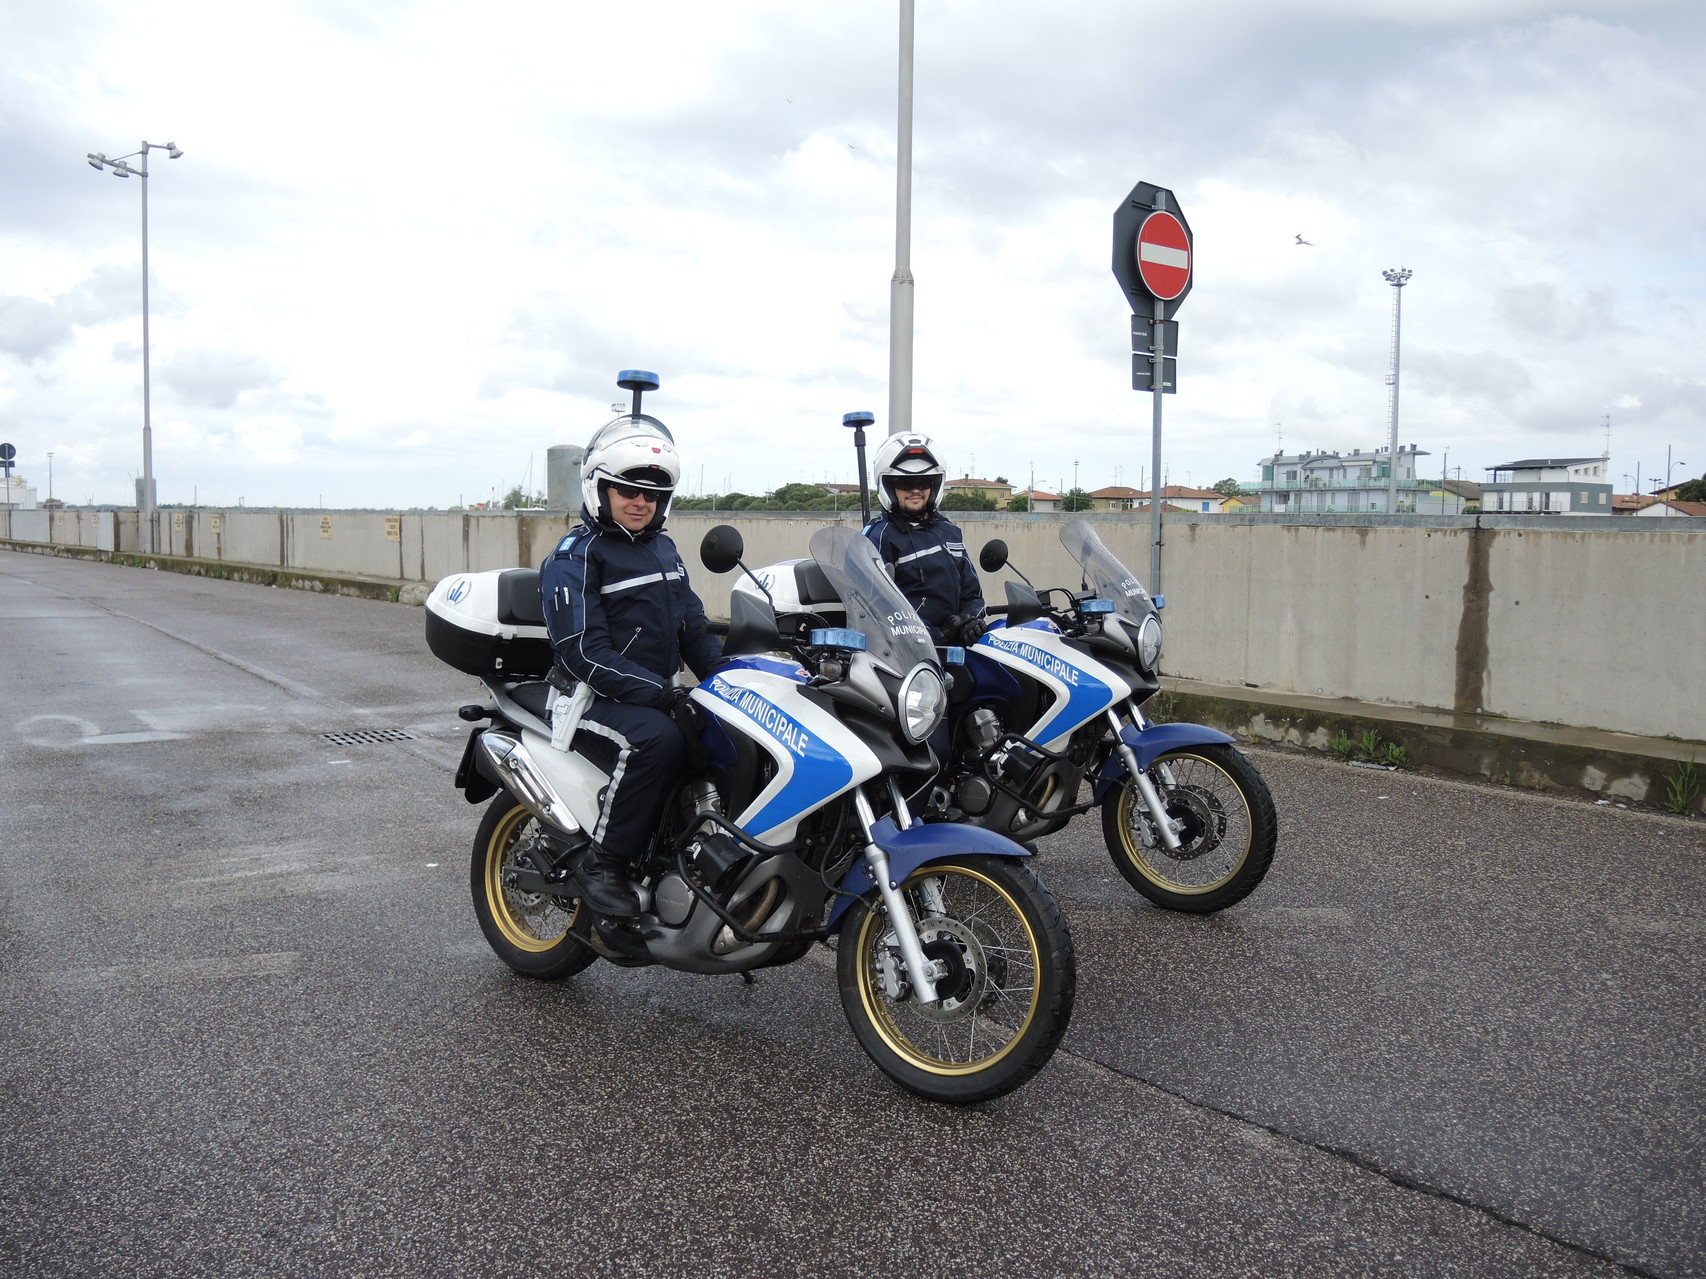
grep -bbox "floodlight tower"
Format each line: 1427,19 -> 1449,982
1382,268 -> 1412,514
87,140 -> 184,550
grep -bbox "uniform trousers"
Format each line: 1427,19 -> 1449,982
570,698 -> 687,861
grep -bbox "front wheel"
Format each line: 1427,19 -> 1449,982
470,793 -> 597,979
1102,743 -> 1277,913
836,856 -> 1075,1105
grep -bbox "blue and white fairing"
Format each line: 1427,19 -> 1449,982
691,525 -> 943,846
697,658 -> 876,845
970,620 -> 1134,752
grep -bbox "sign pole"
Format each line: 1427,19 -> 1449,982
1150,290 -> 1165,596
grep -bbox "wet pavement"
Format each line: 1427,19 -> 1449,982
3,549 -> 1702,1278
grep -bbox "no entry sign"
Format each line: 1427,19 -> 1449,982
1110,181 -> 1193,318
1136,211 -> 1191,300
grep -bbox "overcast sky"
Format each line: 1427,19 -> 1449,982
2,0 -> 1702,509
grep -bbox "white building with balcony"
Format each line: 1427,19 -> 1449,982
1255,444 -> 1455,514
1481,457 -> 1612,514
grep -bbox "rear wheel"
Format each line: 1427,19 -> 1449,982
1101,743 -> 1276,913
469,793 -> 597,979
836,855 -> 1074,1104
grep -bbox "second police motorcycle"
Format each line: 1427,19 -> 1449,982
425,374 -> 1075,1105
743,500 -> 1277,915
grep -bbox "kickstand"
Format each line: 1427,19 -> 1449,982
740,971 -> 757,985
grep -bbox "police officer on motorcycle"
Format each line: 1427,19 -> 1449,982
540,411 -> 722,919
862,432 -> 987,647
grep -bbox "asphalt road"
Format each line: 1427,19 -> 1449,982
2,549 -> 1701,1278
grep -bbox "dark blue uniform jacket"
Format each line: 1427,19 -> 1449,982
540,514 -> 722,708
863,511 -> 986,642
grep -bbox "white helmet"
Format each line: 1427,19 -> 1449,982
873,432 -> 946,517
581,413 -> 680,531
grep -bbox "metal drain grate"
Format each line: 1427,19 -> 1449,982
321,729 -> 416,746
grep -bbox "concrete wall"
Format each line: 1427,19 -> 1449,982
18,507 -> 1702,743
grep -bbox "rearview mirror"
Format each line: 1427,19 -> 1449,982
979,539 -> 1009,572
700,525 -> 745,574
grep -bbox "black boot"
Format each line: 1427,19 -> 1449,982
573,843 -> 640,919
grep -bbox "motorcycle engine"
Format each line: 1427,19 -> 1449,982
961,707 -> 1002,754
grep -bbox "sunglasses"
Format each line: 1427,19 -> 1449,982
609,483 -> 660,502
891,478 -> 934,491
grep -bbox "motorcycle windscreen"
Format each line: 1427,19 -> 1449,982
1059,519 -> 1156,626
808,525 -> 939,679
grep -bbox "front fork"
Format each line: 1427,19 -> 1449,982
1105,707 -> 1184,853
853,789 -> 943,1006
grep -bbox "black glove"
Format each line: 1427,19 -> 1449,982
658,686 -> 710,769
944,614 -> 987,646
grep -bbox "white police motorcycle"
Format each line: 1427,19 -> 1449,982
951,521 -> 1276,912
740,519 -> 1276,914
426,524 -> 1075,1105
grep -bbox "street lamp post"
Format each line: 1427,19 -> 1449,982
1664,446 -> 1688,496
87,140 -> 183,552
1382,268 -> 1412,514
887,0 -> 915,439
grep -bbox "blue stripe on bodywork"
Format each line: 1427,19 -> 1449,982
720,656 -> 810,681
979,628 -> 1117,745
1090,721 -> 1237,801
703,672 -> 852,836
824,818 -> 1031,929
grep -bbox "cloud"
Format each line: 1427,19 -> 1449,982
0,295 -> 73,362
157,348 -> 284,409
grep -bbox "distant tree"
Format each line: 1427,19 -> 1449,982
770,482 -> 829,507
1211,477 -> 1245,497
501,485 -> 547,509
1061,487 -> 1094,512
1675,473 -> 1706,502
1006,494 -> 1029,512
941,490 -> 997,511
994,475 -> 1008,485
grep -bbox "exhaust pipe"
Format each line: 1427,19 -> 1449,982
477,731 -> 582,836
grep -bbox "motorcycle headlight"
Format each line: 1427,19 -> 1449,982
897,665 -> 946,744
1137,614 -> 1163,672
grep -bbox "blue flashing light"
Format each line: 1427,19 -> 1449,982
617,370 -> 660,391
942,645 -> 966,665
1082,598 -> 1115,615
810,627 -> 867,652
843,411 -> 875,428
1153,593 -> 1165,610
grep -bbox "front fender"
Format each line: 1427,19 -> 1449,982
824,818 -> 1031,930
1092,721 -> 1236,802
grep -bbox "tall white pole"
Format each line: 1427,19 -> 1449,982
1383,268 -> 1411,515
887,0 -> 915,437
139,142 -> 156,551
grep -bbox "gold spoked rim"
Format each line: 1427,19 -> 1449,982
854,864 -> 1041,1077
1117,753 -> 1251,894
483,805 -> 578,952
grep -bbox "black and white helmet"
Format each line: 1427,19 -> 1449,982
873,432 -> 946,517
581,414 -> 680,531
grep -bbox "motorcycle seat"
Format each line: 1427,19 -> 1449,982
508,680 -> 553,722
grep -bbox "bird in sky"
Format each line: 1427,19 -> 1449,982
1295,234 -> 1314,246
